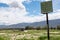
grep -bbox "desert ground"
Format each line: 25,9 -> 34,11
0,29 -> 60,40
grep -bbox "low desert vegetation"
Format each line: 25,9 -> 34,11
0,25 -> 60,40
0,29 -> 60,40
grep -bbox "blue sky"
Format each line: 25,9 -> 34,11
52,0 -> 60,10
23,0 -> 60,15
0,3 -> 9,7
0,0 -> 60,25
0,0 -> 60,15
23,1 -> 40,16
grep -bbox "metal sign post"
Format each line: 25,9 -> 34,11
41,1 -> 53,40
46,13 -> 50,40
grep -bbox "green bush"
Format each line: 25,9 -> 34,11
38,36 -> 47,40
0,37 -> 4,40
16,36 -> 35,40
38,36 -> 60,40
16,38 -> 34,40
0,36 -> 10,40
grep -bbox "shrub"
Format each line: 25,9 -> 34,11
38,36 -> 47,40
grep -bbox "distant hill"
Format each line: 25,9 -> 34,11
0,19 -> 60,29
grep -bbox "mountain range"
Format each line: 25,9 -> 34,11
0,19 -> 60,29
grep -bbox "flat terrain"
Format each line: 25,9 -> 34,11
0,29 -> 60,40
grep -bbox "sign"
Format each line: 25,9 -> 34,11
41,1 -> 53,14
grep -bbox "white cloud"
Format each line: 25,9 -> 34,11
48,10 -> 60,20
40,9 -> 60,21
0,0 -> 24,3
41,0 -> 51,2
25,0 -> 32,3
0,0 -> 60,25
0,7 -> 60,25
0,0 -> 28,25
45,0 -> 51,1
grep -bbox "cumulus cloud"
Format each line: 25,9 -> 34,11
45,0 -> 51,1
0,0 -> 24,3
48,10 -> 60,20
41,0 -> 51,2
25,0 -> 32,3
0,0 -> 60,25
0,0 -> 28,25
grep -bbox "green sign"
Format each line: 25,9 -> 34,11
41,1 -> 53,14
